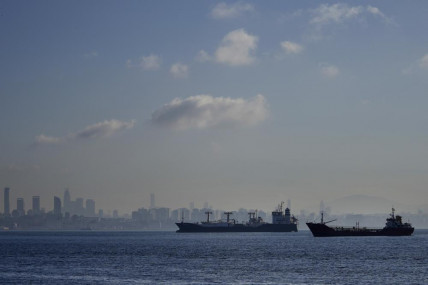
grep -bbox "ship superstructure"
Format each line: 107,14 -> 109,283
176,203 -> 298,233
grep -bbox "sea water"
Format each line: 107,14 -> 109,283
0,230 -> 426,284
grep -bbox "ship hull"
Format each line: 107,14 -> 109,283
306,222 -> 414,237
176,222 -> 298,233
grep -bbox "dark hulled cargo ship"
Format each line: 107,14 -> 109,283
176,203 -> 298,233
306,208 -> 414,237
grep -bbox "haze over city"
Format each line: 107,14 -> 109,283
1,1 -> 428,216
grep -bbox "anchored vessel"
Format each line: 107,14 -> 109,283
176,203 -> 298,233
306,208 -> 414,237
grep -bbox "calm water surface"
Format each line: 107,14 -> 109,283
0,230 -> 427,284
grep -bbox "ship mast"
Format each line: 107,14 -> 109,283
224,212 -> 233,223
205,211 -> 212,223
248,212 -> 255,220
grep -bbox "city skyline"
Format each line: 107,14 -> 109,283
1,1 -> 428,214
1,186 -> 426,219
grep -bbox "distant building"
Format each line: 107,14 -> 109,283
86,199 -> 95,217
98,209 -> 104,218
54,196 -> 62,217
132,207 -> 150,221
150,193 -> 155,209
171,208 -> 190,221
32,196 -> 40,215
64,188 -> 71,213
156,207 -> 170,222
113,210 -> 119,218
75,198 -> 84,216
17,198 -> 25,216
4,187 -> 10,215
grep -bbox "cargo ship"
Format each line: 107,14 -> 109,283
306,208 -> 414,237
176,203 -> 298,233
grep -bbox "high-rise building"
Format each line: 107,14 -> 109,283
85,199 -> 95,217
150,193 -> 155,209
32,196 -> 40,215
17,198 -> 25,216
4,187 -> 10,215
113,210 -> 119,218
64,188 -> 71,213
75,198 -> 84,215
54,196 -> 62,217
155,207 -> 170,223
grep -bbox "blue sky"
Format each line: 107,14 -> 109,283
1,1 -> 428,214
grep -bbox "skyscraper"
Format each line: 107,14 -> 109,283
4,187 -> 10,215
32,196 -> 40,215
17,198 -> 25,216
54,196 -> 62,217
85,199 -> 95,217
150,193 -> 155,209
64,188 -> 71,213
75,198 -> 84,215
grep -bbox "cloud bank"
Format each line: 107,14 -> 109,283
211,2 -> 254,19
215,29 -> 258,66
35,119 -> 136,145
152,94 -> 268,130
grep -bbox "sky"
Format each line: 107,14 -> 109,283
1,1 -> 428,214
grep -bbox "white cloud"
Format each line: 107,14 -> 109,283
34,119 -> 136,145
280,41 -> 304,54
211,2 -> 254,19
402,53 -> 428,75
320,64 -> 340,78
152,94 -> 268,130
366,6 -> 392,24
84,51 -> 98,58
126,54 -> 161,70
311,3 -> 363,25
170,63 -> 189,78
35,135 -> 62,144
419,54 -> 428,69
310,3 -> 391,27
141,54 -> 161,70
74,119 -> 135,139
195,50 -> 212,62
215,29 -> 258,66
